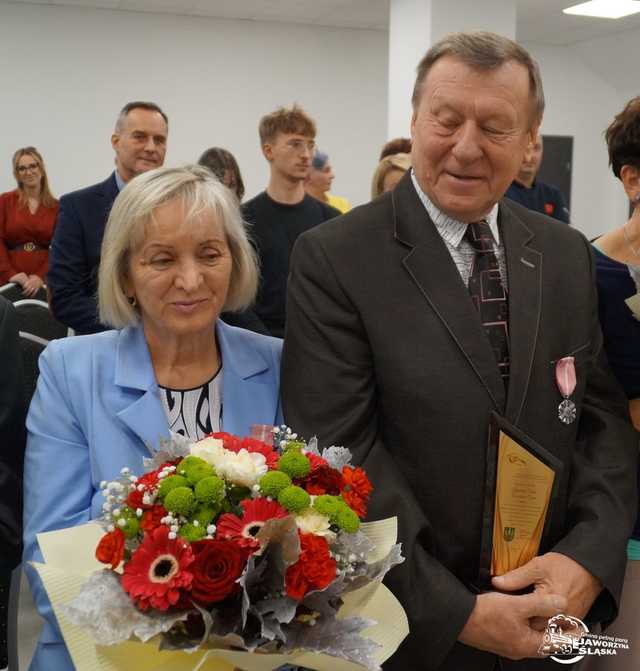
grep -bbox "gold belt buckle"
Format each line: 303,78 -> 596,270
24,242 -> 36,252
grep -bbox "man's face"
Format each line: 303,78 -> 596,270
112,108 -> 168,182
263,133 -> 315,183
517,134 -> 543,185
411,56 -> 537,222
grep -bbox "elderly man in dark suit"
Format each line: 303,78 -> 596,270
47,101 -> 168,334
281,32 -> 638,670
0,297 -> 25,670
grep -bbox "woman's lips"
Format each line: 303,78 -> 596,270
171,299 -> 206,313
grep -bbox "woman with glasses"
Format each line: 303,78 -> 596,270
0,147 -> 58,297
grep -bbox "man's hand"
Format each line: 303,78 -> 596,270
492,552 -> 603,628
458,590 -> 567,659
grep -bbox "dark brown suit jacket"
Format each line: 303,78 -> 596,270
281,173 -> 638,670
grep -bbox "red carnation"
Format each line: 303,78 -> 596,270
189,539 -> 248,606
217,498 -> 288,550
140,504 -> 168,532
122,526 -> 194,611
210,431 -> 243,452
126,467 -> 170,510
95,528 -> 125,570
285,533 -> 336,601
341,466 -> 373,519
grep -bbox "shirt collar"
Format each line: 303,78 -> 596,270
410,170 -> 500,248
114,170 -> 127,192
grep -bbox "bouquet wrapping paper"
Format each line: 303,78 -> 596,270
33,517 -> 408,671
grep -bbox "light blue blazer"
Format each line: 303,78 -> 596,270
23,321 -> 283,671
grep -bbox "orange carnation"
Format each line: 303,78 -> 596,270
341,466 -> 373,519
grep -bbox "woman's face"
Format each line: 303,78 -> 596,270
382,168 -> 405,193
16,154 -> 42,189
308,162 -> 335,193
125,198 -> 233,342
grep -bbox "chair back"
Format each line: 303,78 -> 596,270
13,300 -> 68,342
0,283 -> 47,303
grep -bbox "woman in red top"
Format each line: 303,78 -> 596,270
0,147 -> 58,296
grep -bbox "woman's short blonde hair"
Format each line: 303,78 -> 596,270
98,164 -> 259,329
371,153 -> 412,199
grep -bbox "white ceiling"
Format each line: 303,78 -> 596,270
5,0 -> 640,44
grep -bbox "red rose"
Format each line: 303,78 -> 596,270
141,504 -> 167,532
95,528 -> 125,569
285,533 -> 336,600
189,539 -> 248,606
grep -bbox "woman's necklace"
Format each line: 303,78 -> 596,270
623,220 -> 640,257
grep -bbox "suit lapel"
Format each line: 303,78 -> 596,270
394,175 -> 506,411
500,201 -> 542,424
114,326 -> 170,452
217,322 -> 279,435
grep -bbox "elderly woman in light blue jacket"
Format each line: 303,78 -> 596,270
23,165 -> 284,670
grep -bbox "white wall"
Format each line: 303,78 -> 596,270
0,3 -> 387,207
522,42 -> 629,239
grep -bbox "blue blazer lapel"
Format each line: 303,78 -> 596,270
216,321 -> 280,435
114,326 -> 170,452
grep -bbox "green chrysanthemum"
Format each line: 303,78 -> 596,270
278,451 -> 310,479
278,485 -> 311,512
194,475 -> 225,505
177,455 -> 215,485
157,474 -> 190,499
179,522 -> 206,542
164,486 -> 195,516
259,470 -> 292,498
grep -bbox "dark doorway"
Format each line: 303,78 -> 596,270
538,135 -> 573,210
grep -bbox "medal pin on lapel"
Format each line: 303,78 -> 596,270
556,357 -> 577,425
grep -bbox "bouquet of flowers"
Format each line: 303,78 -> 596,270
54,427 -> 405,670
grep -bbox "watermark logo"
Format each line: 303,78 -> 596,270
538,614 -> 631,664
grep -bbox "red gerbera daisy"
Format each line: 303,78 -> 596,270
216,497 -> 288,550
341,466 -> 373,519
122,526 -> 194,611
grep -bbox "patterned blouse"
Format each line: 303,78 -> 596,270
159,367 -> 222,440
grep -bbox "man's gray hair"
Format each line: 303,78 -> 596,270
114,101 -> 168,133
98,164 -> 258,329
411,31 -> 545,127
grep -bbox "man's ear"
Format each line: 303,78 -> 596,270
410,110 -> 417,141
111,133 -> 119,152
262,143 -> 273,162
527,123 -> 540,146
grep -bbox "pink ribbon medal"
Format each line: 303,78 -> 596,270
556,356 -> 577,424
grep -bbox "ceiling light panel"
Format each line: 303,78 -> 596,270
563,0 -> 640,19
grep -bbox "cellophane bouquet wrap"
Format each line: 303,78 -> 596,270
37,428 -> 406,670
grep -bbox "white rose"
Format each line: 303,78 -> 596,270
216,449 -> 268,488
295,508 -> 335,541
190,437 -> 226,468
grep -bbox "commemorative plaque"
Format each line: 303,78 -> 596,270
477,414 -> 562,589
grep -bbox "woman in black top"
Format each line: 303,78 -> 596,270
588,96 -> 640,671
